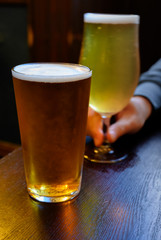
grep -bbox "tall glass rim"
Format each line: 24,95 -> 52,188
11,62 -> 92,82
84,13 -> 140,24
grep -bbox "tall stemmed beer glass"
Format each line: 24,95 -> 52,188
80,13 -> 140,163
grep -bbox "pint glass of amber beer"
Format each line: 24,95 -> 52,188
12,63 -> 91,203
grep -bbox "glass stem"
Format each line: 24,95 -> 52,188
102,116 -> 111,142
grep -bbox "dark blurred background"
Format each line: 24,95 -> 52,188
0,0 -> 160,154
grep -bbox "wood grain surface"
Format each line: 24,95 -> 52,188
0,113 -> 161,240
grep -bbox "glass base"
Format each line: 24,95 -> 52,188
84,138 -> 127,163
28,189 -> 79,203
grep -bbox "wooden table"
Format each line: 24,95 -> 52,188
0,112 -> 161,240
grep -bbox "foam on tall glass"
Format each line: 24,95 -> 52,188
84,13 -> 140,24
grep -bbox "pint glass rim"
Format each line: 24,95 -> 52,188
11,62 -> 92,82
84,13 -> 140,24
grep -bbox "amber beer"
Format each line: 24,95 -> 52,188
12,63 -> 91,203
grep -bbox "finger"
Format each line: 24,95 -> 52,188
107,118 -> 133,143
93,128 -> 104,147
86,108 -> 104,146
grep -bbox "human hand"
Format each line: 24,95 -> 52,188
86,107 -> 104,147
86,96 -> 153,146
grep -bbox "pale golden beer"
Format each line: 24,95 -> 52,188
12,63 -> 91,203
80,13 -> 140,116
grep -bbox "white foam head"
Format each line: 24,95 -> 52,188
12,63 -> 92,82
84,13 -> 140,24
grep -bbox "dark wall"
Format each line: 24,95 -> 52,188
70,0 -> 161,72
0,5 -> 29,143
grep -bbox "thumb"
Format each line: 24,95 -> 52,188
107,118 -> 131,143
